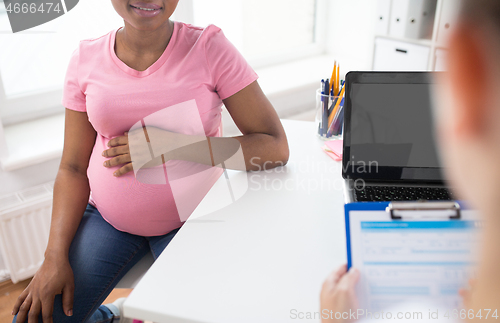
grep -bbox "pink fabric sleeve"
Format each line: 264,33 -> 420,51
204,25 -> 259,100
62,48 -> 86,112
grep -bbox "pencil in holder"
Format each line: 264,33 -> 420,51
315,88 -> 344,139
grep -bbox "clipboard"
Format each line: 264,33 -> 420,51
345,201 -> 480,311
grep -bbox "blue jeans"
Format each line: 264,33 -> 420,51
13,203 -> 180,323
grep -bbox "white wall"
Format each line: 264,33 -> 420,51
325,0 -> 378,74
0,252 -> 7,281
0,158 -> 59,281
0,158 -> 60,196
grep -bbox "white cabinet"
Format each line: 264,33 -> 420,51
434,49 -> 447,71
375,0 -> 392,35
372,0 -> 458,71
373,38 -> 430,71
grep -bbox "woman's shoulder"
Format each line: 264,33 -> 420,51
176,21 -> 221,34
176,21 -> 226,46
80,30 -> 114,44
73,29 -> 116,56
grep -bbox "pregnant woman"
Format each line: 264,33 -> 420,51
12,0 -> 289,322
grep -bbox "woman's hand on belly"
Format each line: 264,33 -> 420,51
103,127 -> 158,177
103,127 -> 180,177
102,130 -> 136,177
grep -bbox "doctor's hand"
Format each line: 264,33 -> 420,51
459,278 -> 477,309
102,127 -> 169,177
320,264 -> 360,323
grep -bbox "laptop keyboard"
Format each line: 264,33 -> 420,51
354,185 -> 454,202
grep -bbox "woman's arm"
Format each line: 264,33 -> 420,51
45,109 -> 96,260
104,81 -> 289,174
12,109 -> 96,322
222,80 -> 289,170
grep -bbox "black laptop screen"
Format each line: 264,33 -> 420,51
343,72 -> 444,182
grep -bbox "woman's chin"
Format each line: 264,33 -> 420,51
122,11 -> 171,32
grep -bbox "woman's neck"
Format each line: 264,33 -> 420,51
118,19 -> 174,56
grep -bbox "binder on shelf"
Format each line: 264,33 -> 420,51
389,0 -> 409,38
437,0 -> 463,45
406,0 -> 437,39
345,201 -> 479,311
389,0 -> 438,40
375,0 -> 392,36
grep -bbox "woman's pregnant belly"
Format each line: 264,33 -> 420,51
87,135 -> 222,236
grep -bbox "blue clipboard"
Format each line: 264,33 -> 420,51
345,201 -> 477,311
345,201 -> 469,269
345,202 -> 389,269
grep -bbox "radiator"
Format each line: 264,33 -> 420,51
0,182 -> 53,283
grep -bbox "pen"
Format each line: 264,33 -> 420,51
328,84 -> 345,127
329,94 -> 338,115
332,101 -> 345,136
323,79 -> 330,136
329,80 -> 344,116
327,97 -> 342,136
327,97 -> 345,137
319,80 -> 325,136
328,98 -> 334,115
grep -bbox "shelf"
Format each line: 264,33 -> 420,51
372,0 -> 458,71
374,34 -> 434,47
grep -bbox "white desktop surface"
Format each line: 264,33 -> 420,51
123,120 -> 347,323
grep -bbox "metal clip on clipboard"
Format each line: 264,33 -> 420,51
386,201 -> 461,220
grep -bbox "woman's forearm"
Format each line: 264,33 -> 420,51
214,133 -> 289,171
156,131 -> 289,171
137,127 -> 289,170
44,167 -> 91,260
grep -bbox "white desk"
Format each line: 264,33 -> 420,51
123,120 -> 347,323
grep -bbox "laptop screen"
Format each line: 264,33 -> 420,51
343,72 -> 444,182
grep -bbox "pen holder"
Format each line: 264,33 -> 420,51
315,89 -> 344,140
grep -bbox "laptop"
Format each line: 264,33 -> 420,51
342,72 -> 454,203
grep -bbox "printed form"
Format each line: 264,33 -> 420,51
349,211 -> 480,311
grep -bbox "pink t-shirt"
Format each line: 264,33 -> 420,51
62,21 -> 258,236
